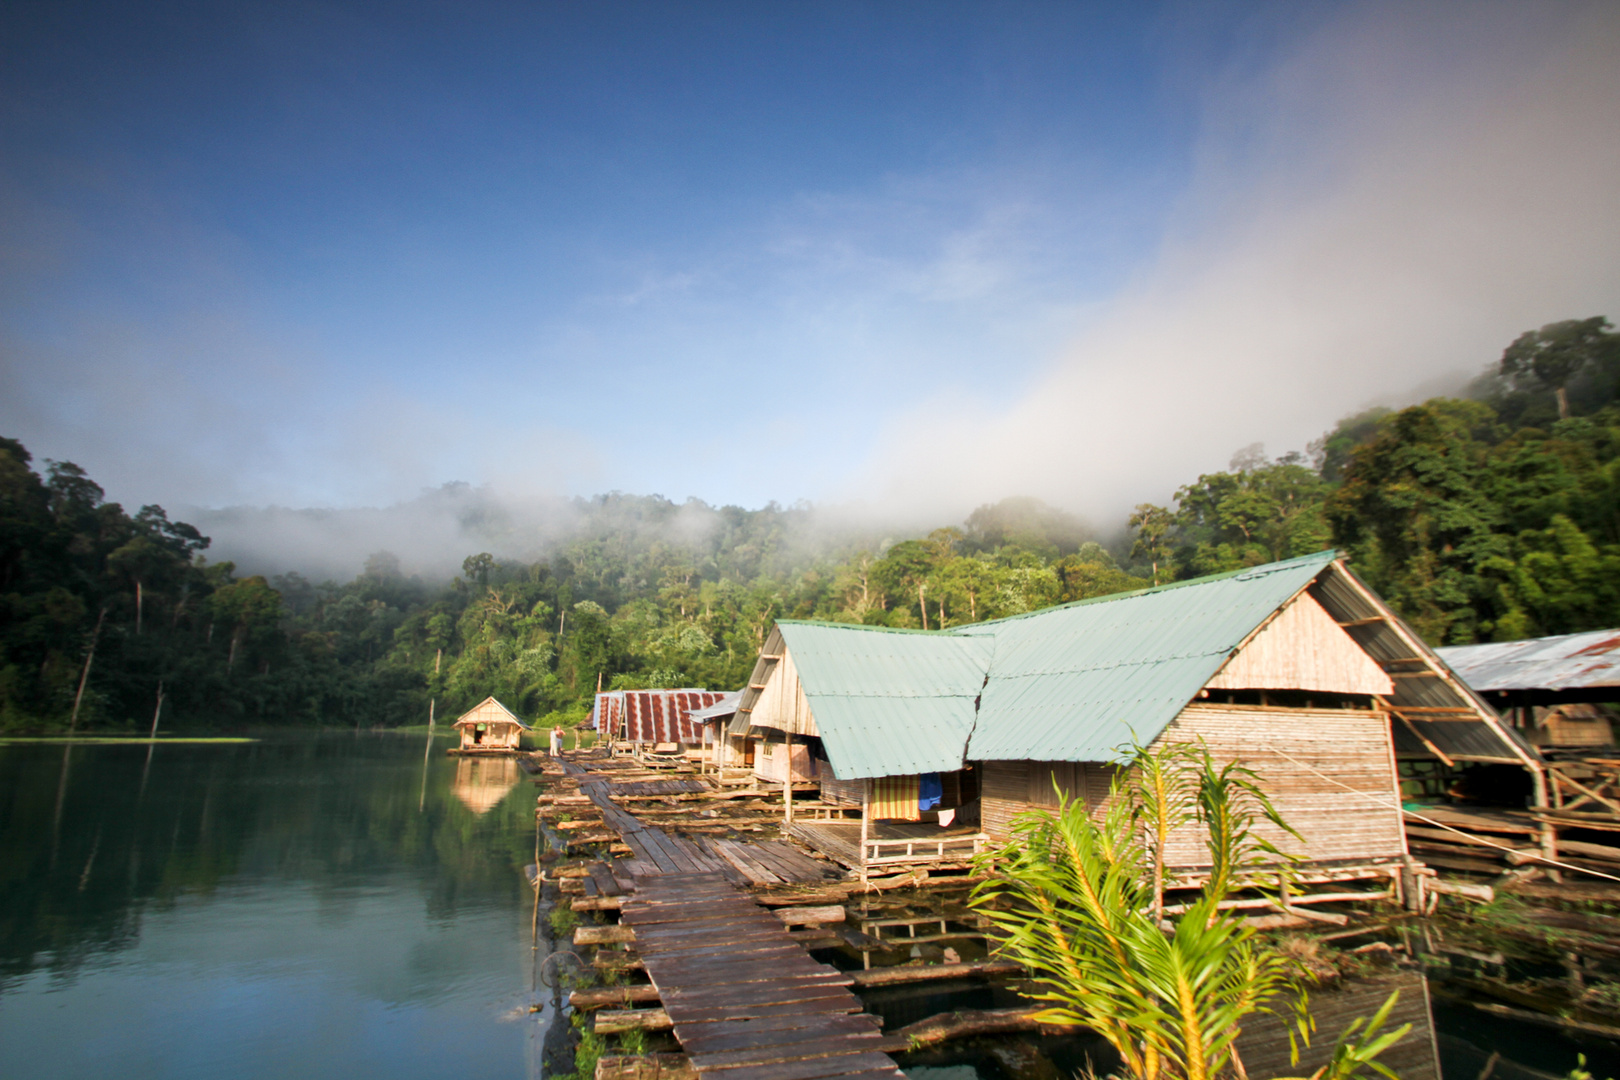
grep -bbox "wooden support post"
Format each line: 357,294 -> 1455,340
860,778 -> 871,887
784,733 -> 794,827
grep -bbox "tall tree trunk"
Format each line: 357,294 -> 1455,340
1557,385 -> 1571,420
918,583 -> 928,631
227,627 -> 241,672
149,681 -> 164,738
135,580 -> 143,635
68,608 -> 107,736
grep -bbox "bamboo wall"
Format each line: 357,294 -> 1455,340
820,775 -> 865,806
980,704 -> 1407,867
457,721 -> 523,749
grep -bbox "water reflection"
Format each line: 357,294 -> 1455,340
452,756 -> 523,816
1236,971 -> 1439,1080
0,733 -> 540,1080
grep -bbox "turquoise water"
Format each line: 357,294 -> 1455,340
0,733 -> 545,1080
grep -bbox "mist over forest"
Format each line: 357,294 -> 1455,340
4,316 -> 1618,735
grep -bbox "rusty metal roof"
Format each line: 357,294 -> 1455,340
592,689 -> 729,743
1438,630 -> 1620,692
687,691 -> 741,722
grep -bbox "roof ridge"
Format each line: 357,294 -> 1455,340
776,550 -> 1341,639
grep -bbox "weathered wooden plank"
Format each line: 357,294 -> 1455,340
701,1051 -> 901,1080
673,1015 -> 884,1053
712,843 -> 783,885
570,984 -> 663,1010
667,998 -> 862,1024
639,940 -> 811,963
686,1033 -> 905,1071
638,965 -> 835,990
659,975 -> 853,999
846,960 -> 1021,987
662,983 -> 857,1009
594,1008 -> 673,1034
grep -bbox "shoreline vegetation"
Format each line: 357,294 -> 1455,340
3,317 -> 1618,736
0,735 -> 258,744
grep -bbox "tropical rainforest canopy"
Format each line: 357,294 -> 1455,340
3,317 -> 1618,733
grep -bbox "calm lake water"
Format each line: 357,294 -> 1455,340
0,733 -> 545,1080
9,734 -> 1620,1080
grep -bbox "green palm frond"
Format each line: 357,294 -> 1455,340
972,742 -> 1406,1080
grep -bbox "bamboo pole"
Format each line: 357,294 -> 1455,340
860,778 -> 871,888
784,733 -> 794,828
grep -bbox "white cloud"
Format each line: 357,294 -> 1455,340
848,0 -> 1620,522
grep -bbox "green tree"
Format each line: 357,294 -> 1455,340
1499,316 -> 1619,420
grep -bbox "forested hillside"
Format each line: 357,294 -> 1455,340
3,316 -> 1616,733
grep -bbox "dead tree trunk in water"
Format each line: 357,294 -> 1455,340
68,608 -> 107,736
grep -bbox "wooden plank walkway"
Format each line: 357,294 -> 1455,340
622,873 -> 905,1080
577,777 -> 843,886
611,779 -> 711,797
583,780 -> 737,878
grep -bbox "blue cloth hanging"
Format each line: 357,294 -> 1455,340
919,772 -> 943,811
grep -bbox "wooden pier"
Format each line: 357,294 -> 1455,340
543,750 -> 920,1079
619,873 -> 906,1080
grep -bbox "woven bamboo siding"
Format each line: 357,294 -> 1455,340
820,775 -> 865,806
982,761 -> 1116,839
981,760 -> 1029,839
1208,593 -> 1393,694
1155,704 -> 1406,865
750,647 -> 819,736
981,706 -> 1403,865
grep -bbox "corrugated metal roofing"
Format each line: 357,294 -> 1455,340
591,689 -> 729,743
774,622 -> 993,780
1438,630 -> 1620,692
687,691 -> 742,722
964,551 -> 1336,761
744,550 -> 1535,777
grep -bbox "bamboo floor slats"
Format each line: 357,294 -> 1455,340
622,873 -> 906,1080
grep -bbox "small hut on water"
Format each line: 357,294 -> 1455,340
732,550 -> 1538,895
450,696 -> 529,754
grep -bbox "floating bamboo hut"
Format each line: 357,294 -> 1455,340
450,696 -> 529,754
733,550 -> 1536,895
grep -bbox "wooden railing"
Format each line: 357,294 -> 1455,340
862,833 -> 989,866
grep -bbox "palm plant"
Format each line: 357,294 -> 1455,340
971,743 -> 1408,1080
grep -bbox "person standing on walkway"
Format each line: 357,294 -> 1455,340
549,725 -> 563,756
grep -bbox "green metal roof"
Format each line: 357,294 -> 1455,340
963,550 -> 1336,761
768,550 -> 1340,777
775,622 -> 992,780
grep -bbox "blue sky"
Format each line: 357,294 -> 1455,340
3,1 -> 1618,542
